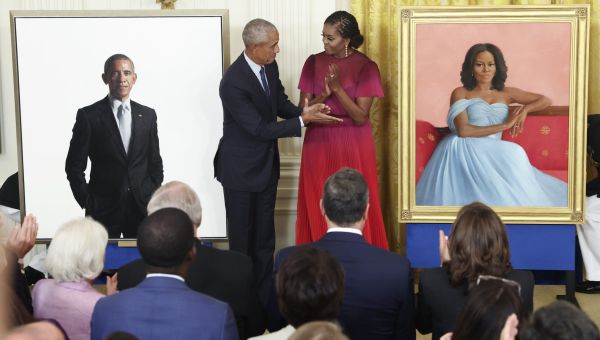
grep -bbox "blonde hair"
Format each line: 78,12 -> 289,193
45,217 -> 108,282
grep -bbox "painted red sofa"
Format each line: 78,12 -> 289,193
416,106 -> 569,184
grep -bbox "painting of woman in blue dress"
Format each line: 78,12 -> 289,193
416,43 -> 567,207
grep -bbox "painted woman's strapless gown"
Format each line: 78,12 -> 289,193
416,98 -> 567,206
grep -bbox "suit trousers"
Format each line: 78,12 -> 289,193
89,191 -> 145,238
223,179 -> 277,306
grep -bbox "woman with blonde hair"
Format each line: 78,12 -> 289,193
32,217 -> 116,340
416,202 -> 534,340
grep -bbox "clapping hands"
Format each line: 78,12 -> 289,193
439,229 -> 450,265
300,98 -> 342,125
7,214 -> 38,259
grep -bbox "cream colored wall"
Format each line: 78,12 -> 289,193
0,0 -> 350,250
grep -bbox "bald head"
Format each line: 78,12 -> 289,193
147,181 -> 202,227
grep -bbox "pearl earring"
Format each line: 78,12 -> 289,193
345,45 -> 348,58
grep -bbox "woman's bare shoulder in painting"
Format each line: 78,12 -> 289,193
450,86 -> 467,105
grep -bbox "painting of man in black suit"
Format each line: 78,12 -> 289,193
214,19 -> 341,305
66,54 -> 163,238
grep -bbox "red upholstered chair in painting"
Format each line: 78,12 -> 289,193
416,106 -> 569,183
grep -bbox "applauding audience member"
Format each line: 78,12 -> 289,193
117,180 -> 264,338
519,301 -> 600,340
2,214 -> 38,315
271,168 -> 414,340
416,202 -> 534,340
32,217 -> 114,340
253,247 -> 344,339
441,277 -> 524,340
91,208 -> 238,340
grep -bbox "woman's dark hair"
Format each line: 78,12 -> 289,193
446,202 -> 512,287
324,11 -> 364,49
452,279 -> 524,340
277,247 -> 345,328
460,43 -> 508,90
519,301 -> 600,340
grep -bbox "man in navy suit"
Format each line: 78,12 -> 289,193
91,208 -> 238,340
214,18 -> 340,305
66,54 -> 163,238
116,181 -> 266,338
271,168 -> 415,340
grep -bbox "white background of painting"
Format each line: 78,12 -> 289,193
14,14 -> 226,239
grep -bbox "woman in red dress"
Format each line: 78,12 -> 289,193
296,11 -> 388,249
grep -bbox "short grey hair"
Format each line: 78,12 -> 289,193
45,217 -> 108,282
147,181 -> 202,227
242,18 -> 278,47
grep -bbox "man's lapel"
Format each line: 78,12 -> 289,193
100,96 -> 127,160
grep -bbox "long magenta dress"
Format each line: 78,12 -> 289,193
296,51 -> 389,250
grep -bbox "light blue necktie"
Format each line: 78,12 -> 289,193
117,104 -> 130,153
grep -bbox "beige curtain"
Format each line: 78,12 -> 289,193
351,0 -> 599,253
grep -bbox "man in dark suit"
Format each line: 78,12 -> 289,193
214,18 -> 340,305
65,54 -> 163,238
116,181 -> 265,338
91,208 -> 238,340
270,168 -> 415,340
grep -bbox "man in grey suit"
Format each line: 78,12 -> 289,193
66,54 -> 163,238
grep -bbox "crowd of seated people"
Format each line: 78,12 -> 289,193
1,169 -> 599,340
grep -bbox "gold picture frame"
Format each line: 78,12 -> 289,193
398,6 -> 589,224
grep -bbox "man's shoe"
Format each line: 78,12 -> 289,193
575,280 -> 600,294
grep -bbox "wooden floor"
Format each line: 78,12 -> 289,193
416,285 -> 600,339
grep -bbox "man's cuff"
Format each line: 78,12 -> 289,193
299,116 -> 305,127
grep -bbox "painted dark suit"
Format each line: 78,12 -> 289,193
65,96 -> 163,237
214,52 -> 302,304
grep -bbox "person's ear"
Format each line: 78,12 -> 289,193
187,244 -> 196,262
101,73 -> 108,85
131,72 -> 137,85
319,198 -> 325,216
363,203 -> 370,221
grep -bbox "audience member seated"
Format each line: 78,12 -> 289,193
576,114 -> 600,294
440,277 -> 524,340
32,217 -> 115,340
416,202 -> 534,340
252,247 -> 344,339
117,180 -> 264,338
2,214 -> 38,314
289,321 -> 349,340
270,168 -> 414,340
0,173 -> 47,285
519,301 -> 600,340
91,208 -> 238,340
4,320 -> 67,340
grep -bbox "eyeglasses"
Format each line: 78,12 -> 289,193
476,274 -> 521,296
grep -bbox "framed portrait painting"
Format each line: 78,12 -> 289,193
398,6 -> 590,224
11,10 -> 229,239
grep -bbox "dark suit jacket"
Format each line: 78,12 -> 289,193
117,240 -> 265,339
416,267 -> 534,340
65,96 -> 163,219
91,276 -> 238,340
272,232 -> 415,340
214,53 -> 301,192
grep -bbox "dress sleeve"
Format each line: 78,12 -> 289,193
298,55 -> 316,94
356,60 -> 384,98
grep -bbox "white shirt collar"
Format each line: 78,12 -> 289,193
108,95 -> 131,115
327,227 -> 363,235
243,51 -> 263,75
146,273 -> 185,282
